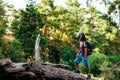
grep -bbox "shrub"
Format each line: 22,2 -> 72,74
5,40 -> 26,62
79,52 -> 107,77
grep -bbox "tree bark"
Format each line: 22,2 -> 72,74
0,58 -> 94,80
29,62 -> 86,80
0,58 -> 37,80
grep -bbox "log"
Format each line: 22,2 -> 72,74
0,58 -> 95,80
29,62 -> 87,80
42,62 -> 69,69
0,58 -> 26,75
0,58 -> 37,80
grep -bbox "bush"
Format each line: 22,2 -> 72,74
101,55 -> 120,80
0,47 -> 4,59
4,40 -> 26,62
79,52 -> 107,77
107,55 -> 120,63
59,45 -> 75,70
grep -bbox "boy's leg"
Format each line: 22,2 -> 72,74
87,66 -> 91,74
74,62 -> 79,69
73,53 -> 82,73
74,63 -> 80,73
83,56 -> 91,79
87,66 -> 91,79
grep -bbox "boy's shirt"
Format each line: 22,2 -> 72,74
80,41 -> 88,54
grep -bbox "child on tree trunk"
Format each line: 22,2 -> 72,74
74,31 -> 91,79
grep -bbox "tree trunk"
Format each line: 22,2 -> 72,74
29,62 -> 86,80
0,58 -> 94,80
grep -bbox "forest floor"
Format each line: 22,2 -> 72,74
81,73 -> 104,80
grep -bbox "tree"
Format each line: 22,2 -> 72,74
12,0 -> 44,57
7,0 -> 120,78
0,0 -> 6,44
108,0 -> 120,35
0,0 -> 7,58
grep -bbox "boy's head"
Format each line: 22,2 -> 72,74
76,31 -> 84,38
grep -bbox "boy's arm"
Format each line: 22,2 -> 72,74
76,49 -> 81,57
84,47 -> 88,61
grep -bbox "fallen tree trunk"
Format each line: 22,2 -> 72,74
29,62 -> 86,80
0,58 -> 37,80
0,58 -> 93,80
0,34 -> 94,80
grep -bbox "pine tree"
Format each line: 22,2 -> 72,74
15,0 -> 44,57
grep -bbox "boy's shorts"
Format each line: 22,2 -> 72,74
74,53 -> 90,67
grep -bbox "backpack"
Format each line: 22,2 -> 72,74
86,42 -> 93,55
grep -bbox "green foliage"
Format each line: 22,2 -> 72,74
0,27 -> 5,41
101,64 -> 120,79
48,45 -> 60,63
47,40 -> 62,63
66,0 -> 80,7
60,45 -> 75,70
4,40 -> 26,62
108,3 -> 116,13
0,0 -> 6,42
80,24 -> 91,34
0,47 -> 4,58
107,55 -> 120,63
14,0 -> 44,57
100,55 -> 120,80
40,34 -> 50,47
90,53 -> 107,76
79,53 -> 107,76
0,0 -> 8,59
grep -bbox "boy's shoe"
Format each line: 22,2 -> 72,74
86,74 -> 91,79
73,69 -> 80,73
